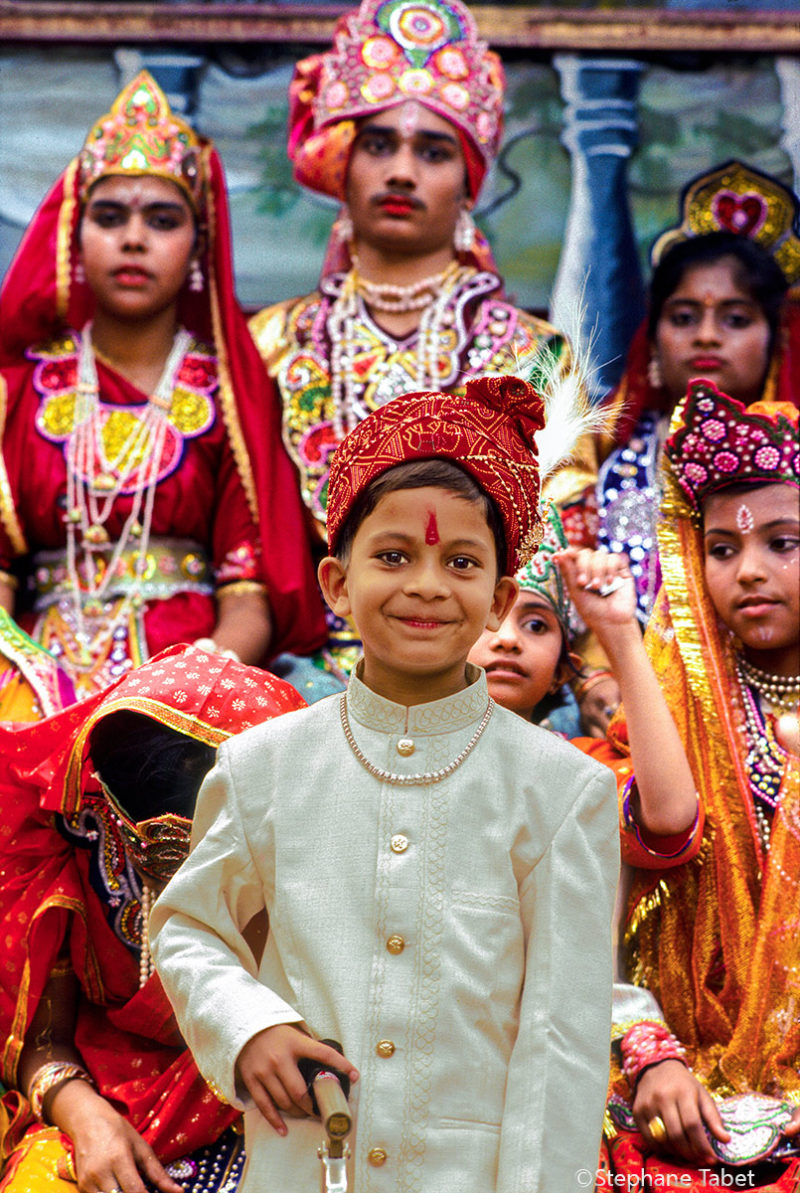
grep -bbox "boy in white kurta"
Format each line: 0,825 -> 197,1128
151,374 -> 620,1192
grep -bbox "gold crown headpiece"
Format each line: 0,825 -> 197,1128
78,70 -> 203,210
651,160 -> 800,284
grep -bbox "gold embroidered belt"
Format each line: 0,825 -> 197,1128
31,537 -> 213,610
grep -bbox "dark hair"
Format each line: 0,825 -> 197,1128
648,232 -> 788,344
334,458 -> 507,577
89,711 -> 216,823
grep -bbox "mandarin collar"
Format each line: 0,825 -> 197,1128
346,660 -> 489,735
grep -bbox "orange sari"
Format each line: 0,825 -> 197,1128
604,456 -> 800,1187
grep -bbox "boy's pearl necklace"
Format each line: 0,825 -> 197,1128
339,693 -> 494,786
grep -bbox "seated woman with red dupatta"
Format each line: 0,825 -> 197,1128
0,71 -> 326,704
0,643 -> 305,1193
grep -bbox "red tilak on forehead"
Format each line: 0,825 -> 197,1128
425,511 -> 439,545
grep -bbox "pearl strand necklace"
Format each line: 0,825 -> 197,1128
353,258 -> 461,313
737,655 -> 800,716
139,881 -> 154,987
339,693 -> 494,786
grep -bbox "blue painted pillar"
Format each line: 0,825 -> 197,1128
550,54 -> 646,400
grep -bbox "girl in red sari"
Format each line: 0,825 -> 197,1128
0,643 -> 305,1192
0,71 -> 326,701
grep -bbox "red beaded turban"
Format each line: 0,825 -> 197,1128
288,0 -> 505,201
326,375 -> 546,574
664,378 -> 800,516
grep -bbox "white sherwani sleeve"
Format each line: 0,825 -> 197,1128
150,742 -> 303,1107
497,763 -> 619,1192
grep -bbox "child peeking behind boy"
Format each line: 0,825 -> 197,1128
469,504 -> 701,862
151,375 -> 620,1192
468,505 -> 583,730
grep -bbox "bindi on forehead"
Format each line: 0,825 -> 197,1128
736,503 -> 755,534
399,101 -> 420,139
425,511 -> 440,545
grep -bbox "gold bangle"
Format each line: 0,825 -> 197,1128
574,669 -> 614,700
28,1060 -> 94,1122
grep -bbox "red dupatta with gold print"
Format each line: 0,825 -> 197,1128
624,464 -> 800,1099
0,645 -> 305,1165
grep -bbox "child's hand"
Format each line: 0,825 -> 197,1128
235,1025 -> 359,1136
554,547 -> 636,633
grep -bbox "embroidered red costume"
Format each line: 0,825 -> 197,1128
0,644 -> 305,1191
0,72 -> 326,700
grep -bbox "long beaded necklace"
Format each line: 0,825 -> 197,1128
339,692 -> 494,786
64,324 -> 192,669
736,657 -> 793,853
138,881 -> 155,987
327,261 -> 469,440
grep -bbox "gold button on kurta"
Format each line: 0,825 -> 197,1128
376,1039 -> 395,1057
396,737 -> 415,756
367,1147 -> 388,1167
386,934 -> 405,954
390,834 -> 408,853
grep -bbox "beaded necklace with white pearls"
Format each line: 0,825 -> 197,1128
737,655 -> 800,717
339,692 -> 494,785
327,261 -> 469,440
64,324 -> 192,668
351,256 -> 461,313
138,881 -> 155,987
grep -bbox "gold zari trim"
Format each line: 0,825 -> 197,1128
216,580 -> 267,599
0,375 -> 28,556
206,146 -> 258,525
56,159 -> 79,321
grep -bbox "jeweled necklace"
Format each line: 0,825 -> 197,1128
64,324 -> 192,669
327,262 -> 470,439
736,660 -> 791,852
737,655 -> 800,716
339,692 -> 494,786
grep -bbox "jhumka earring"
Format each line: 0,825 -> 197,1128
647,354 -> 663,389
334,207 -> 354,244
454,209 -> 476,254
74,259 -> 86,284
189,259 -> 204,292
